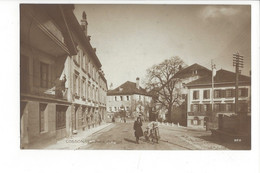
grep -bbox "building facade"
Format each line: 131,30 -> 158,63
150,63 -> 211,124
20,5 -> 107,149
107,78 -> 152,120
185,69 -> 251,128
67,11 -> 108,133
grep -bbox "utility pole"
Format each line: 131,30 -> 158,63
233,52 -> 244,115
210,60 -> 216,129
211,60 -> 216,113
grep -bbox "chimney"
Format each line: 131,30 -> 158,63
81,11 -> 88,37
136,77 -> 140,89
179,65 -> 182,71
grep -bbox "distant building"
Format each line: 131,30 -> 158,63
185,69 -> 251,128
107,78 -> 152,120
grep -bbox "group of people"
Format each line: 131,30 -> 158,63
133,117 -> 160,144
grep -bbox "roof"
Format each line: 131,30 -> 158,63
186,69 -> 251,87
66,9 -> 102,68
107,81 -> 151,96
174,63 -> 211,78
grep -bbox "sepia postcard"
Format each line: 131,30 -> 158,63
1,1 -> 258,173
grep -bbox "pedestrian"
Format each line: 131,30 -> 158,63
133,117 -> 143,144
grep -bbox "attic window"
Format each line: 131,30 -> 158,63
119,87 -> 123,92
192,70 -> 198,75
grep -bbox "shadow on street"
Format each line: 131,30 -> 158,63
124,138 -> 136,144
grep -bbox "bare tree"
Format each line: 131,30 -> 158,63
145,56 -> 185,122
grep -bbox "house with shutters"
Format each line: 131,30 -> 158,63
185,69 -> 251,128
107,78 -> 152,119
148,63 -> 212,124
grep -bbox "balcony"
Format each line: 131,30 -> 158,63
20,73 -> 68,100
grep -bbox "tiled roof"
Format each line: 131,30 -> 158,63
174,63 -> 211,78
107,81 -> 151,96
186,69 -> 251,87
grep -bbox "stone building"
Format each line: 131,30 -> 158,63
107,78 -> 152,120
20,5 -> 107,149
66,11 -> 108,133
185,69 -> 251,128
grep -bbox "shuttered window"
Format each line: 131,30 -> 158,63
203,90 -> 210,99
193,90 -> 199,100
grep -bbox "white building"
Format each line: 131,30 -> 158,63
185,69 -> 251,128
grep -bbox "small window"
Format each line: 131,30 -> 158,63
226,89 -> 232,98
203,90 -> 210,99
193,104 -> 199,112
214,90 -> 221,98
120,96 -> 123,101
193,90 -> 199,100
127,96 -> 129,101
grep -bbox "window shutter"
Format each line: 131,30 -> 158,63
231,103 -> 235,112
207,90 -> 210,99
244,88 -> 248,97
222,90 -> 226,98
231,89 -> 235,97
200,104 -> 204,112
196,91 -> 199,99
193,91 -> 196,99
221,104 -> 225,112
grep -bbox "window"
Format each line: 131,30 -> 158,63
226,104 -> 232,112
120,96 -> 123,101
115,96 -> 117,101
114,107 -> 117,111
239,88 -> 248,97
192,117 -> 200,125
214,104 -> 220,111
73,73 -> 79,96
226,89 -> 232,98
193,104 -> 199,112
203,90 -> 210,99
39,103 -> 47,132
203,104 -> 210,112
192,70 -> 198,75
82,78 -> 86,98
127,96 -> 129,101
87,84 -> 90,100
139,95 -> 141,101
56,105 -> 67,130
214,90 -> 221,98
193,90 -> 199,100
40,62 -> 48,88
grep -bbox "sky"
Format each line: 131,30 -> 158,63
73,4 -> 251,89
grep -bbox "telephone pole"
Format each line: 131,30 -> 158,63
233,52 -> 244,115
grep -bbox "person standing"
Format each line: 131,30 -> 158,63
133,117 -> 143,144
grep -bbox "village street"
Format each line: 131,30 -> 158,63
61,121 -> 249,150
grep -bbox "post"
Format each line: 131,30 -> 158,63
211,60 -> 216,128
233,52 -> 244,115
